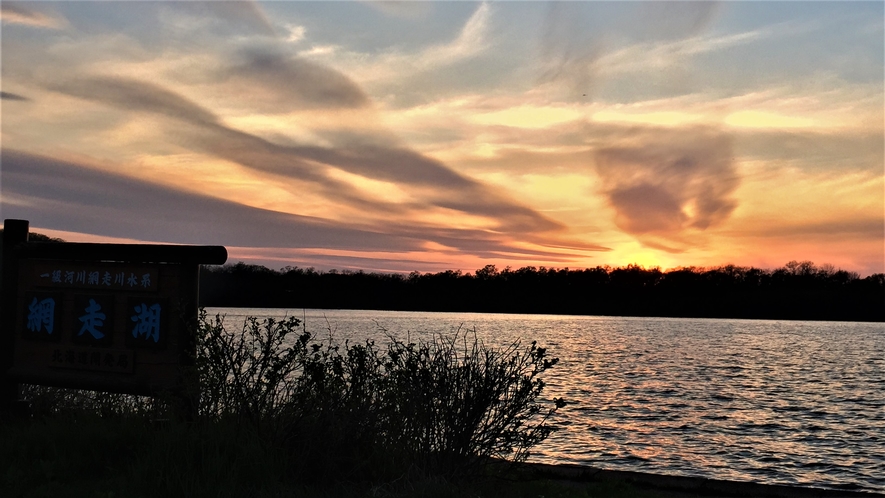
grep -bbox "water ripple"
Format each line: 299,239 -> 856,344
211,309 -> 885,493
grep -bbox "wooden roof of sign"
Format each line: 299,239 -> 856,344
14,242 -> 227,264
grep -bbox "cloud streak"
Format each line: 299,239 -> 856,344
0,2 -> 65,29
0,149 -> 408,251
0,91 -> 29,101
216,50 -> 371,111
1,149 -> 599,262
46,73 -> 561,234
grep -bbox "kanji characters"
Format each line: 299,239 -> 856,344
27,297 -> 55,334
131,303 -> 162,343
78,298 -> 106,339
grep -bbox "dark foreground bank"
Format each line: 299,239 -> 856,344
199,262 -> 885,322
520,462 -> 885,498
2,415 -> 880,498
0,414 -> 689,498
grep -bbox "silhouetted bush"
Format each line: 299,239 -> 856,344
197,313 -> 309,423
195,312 -> 565,481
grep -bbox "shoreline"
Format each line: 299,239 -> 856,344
519,462 -> 885,498
209,305 -> 885,324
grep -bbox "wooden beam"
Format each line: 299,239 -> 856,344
15,242 -> 228,265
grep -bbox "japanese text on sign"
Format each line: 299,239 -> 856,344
27,297 -> 56,334
30,263 -> 158,292
49,347 -> 134,374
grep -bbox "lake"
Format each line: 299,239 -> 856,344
207,308 -> 885,492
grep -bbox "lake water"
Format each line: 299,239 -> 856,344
207,308 -> 885,492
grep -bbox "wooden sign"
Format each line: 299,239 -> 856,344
1,219 -> 227,403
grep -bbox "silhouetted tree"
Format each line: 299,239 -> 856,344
199,261 -> 884,322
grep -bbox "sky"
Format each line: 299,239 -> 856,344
1,1 -> 883,275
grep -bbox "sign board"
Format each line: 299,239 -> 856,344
1,220 -> 227,400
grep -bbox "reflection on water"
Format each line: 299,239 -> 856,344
208,308 -> 885,492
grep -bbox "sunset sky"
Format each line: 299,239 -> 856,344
2,1 -> 883,275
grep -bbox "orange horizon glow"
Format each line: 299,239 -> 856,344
18,225 -> 881,278
1,2 -> 882,277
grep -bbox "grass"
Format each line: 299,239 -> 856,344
0,313 -> 670,497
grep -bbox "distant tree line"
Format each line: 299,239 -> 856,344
200,261 -> 885,322
1,231 -> 879,321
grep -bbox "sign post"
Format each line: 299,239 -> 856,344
1,219 -> 30,413
0,219 -> 226,418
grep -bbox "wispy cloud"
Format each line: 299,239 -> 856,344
537,1 -> 722,98
160,1 -> 276,37
417,2 -> 491,68
283,24 -> 306,43
753,219 -> 884,240
305,2 -> 493,88
0,2 -> 66,29
360,1 -> 432,20
593,30 -> 763,79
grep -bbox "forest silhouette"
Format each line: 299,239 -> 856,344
199,261 -> 884,322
